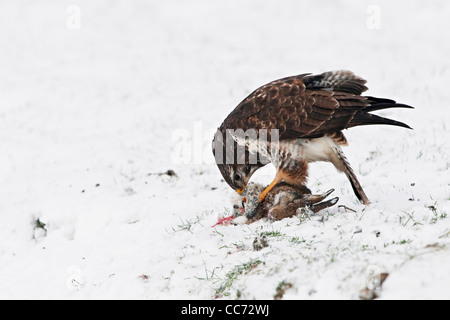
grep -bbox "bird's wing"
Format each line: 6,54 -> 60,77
302,70 -> 368,95
225,74 -> 309,123
221,70 -> 412,140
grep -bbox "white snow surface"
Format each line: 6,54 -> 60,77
0,0 -> 449,300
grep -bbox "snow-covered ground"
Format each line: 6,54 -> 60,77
0,0 -> 449,299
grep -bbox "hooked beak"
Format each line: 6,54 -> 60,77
236,183 -> 247,195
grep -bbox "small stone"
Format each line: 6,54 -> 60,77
253,234 -> 268,251
353,226 -> 362,234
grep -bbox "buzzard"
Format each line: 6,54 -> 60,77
212,70 -> 413,205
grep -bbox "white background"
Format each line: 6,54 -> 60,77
0,0 -> 449,299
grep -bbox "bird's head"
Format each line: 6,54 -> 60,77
217,163 -> 257,194
212,127 -> 263,194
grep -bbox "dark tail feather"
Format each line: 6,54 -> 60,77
363,96 -> 414,113
347,96 -> 413,130
349,112 -> 412,130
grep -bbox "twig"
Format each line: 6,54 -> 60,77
338,205 -> 357,213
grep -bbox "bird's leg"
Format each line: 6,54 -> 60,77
258,172 -> 283,203
309,197 -> 339,213
303,189 -> 339,213
295,189 -> 339,214
304,189 -> 335,203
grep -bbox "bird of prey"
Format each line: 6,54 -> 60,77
212,70 -> 413,205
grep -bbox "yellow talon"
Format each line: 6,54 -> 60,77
258,175 -> 283,203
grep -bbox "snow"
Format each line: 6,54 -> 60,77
0,0 -> 449,300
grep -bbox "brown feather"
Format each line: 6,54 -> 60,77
219,71 -> 412,143
326,131 -> 348,146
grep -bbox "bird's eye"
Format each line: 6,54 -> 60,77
233,173 -> 241,181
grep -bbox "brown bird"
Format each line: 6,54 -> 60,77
235,182 -> 338,223
212,70 -> 413,205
